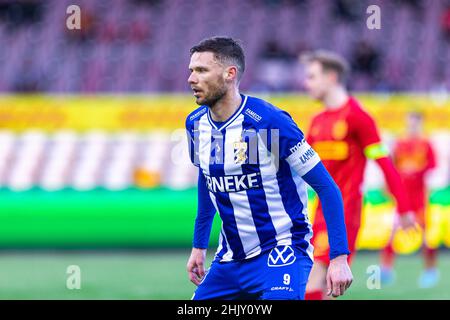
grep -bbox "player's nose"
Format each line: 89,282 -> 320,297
188,73 -> 198,85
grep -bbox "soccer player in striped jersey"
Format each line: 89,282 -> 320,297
300,51 -> 416,300
185,37 -> 352,300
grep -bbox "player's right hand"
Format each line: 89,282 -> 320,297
326,254 -> 353,298
186,248 -> 207,286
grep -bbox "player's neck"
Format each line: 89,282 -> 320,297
209,89 -> 242,123
408,130 -> 422,139
323,86 -> 349,110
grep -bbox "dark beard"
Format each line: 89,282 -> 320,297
201,82 -> 227,107
203,89 -> 227,108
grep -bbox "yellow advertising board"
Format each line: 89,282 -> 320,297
0,94 -> 448,132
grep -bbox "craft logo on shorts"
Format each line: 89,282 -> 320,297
268,245 -> 296,267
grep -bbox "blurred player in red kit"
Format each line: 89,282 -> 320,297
300,51 -> 415,300
380,111 -> 438,288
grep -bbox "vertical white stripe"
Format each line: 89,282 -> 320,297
290,167 -> 315,261
198,114 -> 211,174
210,192 -> 233,261
215,230 -> 224,256
220,226 -> 234,261
257,133 -> 293,246
198,115 -> 236,260
224,115 -> 261,258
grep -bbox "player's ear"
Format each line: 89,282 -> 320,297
224,66 -> 238,82
328,70 -> 339,84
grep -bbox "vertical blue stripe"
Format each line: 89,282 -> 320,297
215,229 -> 228,261
209,127 -> 246,260
276,159 -> 310,252
241,120 -> 278,253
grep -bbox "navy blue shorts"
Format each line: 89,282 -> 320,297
192,245 -> 313,300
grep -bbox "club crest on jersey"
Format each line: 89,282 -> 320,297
332,120 -> 348,140
233,136 -> 248,164
268,245 -> 296,267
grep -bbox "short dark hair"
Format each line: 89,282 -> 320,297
301,50 -> 350,83
190,36 -> 246,80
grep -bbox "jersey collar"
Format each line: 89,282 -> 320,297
207,94 -> 248,131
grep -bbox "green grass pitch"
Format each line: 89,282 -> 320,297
0,250 -> 448,299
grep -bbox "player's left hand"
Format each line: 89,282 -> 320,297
326,255 -> 353,298
187,248 -> 207,286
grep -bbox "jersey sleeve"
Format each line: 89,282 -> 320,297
353,109 -> 412,214
392,141 -> 401,167
302,162 -> 350,259
305,116 -> 316,145
375,157 -> 410,214
192,169 -> 217,249
271,110 -> 321,176
426,141 -> 437,171
185,116 -> 200,167
352,109 -> 389,160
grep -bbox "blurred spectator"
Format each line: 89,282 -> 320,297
333,0 -> 363,23
0,0 -> 449,93
65,7 -> 96,43
351,41 -> 381,76
395,0 -> 424,20
98,14 -> 150,44
260,40 -> 292,60
442,5 -> 450,41
128,16 -> 151,44
349,41 -> 382,91
395,0 -> 424,11
0,1 -> 43,30
98,17 -> 120,43
249,0 -> 282,7
133,0 -> 163,7
12,59 -> 46,92
285,0 -> 308,7
263,0 -> 282,7
253,40 -> 296,91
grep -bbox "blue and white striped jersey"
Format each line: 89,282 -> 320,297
186,94 -> 322,262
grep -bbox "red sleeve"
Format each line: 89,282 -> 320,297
426,141 -> 437,171
375,157 -> 411,215
306,116 -> 317,145
351,107 -> 382,149
392,141 -> 401,167
352,107 -> 410,214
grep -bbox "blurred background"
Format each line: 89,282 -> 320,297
0,0 -> 448,299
